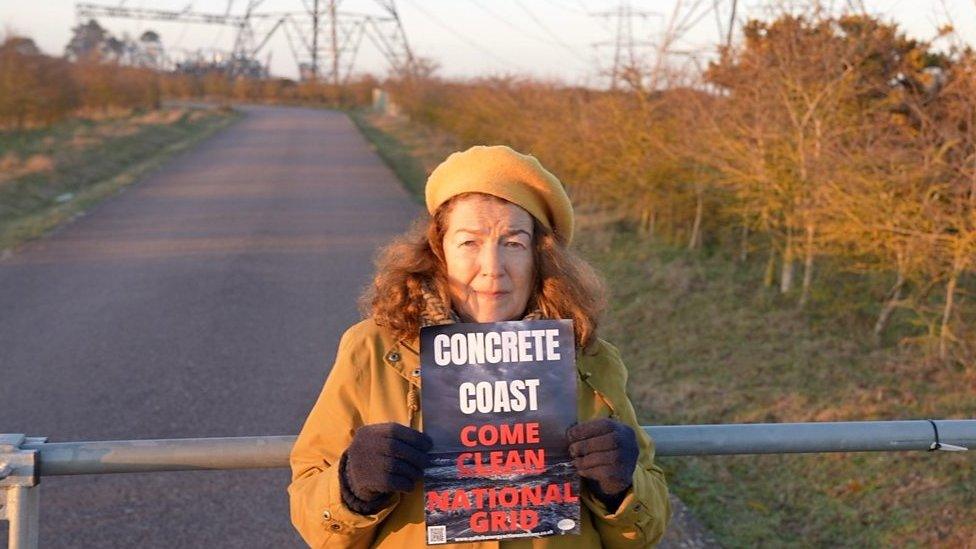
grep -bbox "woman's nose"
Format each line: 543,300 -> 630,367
478,242 -> 504,277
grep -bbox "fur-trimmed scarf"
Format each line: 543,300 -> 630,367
418,279 -> 545,326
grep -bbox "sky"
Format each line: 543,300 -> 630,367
2,0 -> 976,86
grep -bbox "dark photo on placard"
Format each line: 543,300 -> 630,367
420,319 -> 580,545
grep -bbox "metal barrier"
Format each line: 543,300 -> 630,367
2,420 -> 973,548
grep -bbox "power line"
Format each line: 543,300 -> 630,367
674,0 -> 718,40
466,0 -> 549,43
572,0 -> 592,15
712,0 -> 724,44
465,0 -> 590,68
76,1 -> 415,81
540,0 -> 589,16
512,0 -> 589,63
400,0 -> 530,72
726,0 -> 737,48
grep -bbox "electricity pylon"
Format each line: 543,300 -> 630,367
75,1 -> 416,82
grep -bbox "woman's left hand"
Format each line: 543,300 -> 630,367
567,418 -> 639,507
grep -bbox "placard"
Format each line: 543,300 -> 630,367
420,319 -> 580,545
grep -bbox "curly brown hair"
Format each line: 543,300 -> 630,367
359,193 -> 608,351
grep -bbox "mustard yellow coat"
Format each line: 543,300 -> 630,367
288,318 -> 671,548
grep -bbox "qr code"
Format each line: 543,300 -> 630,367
427,525 -> 447,545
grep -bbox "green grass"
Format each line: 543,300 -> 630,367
0,107 -> 240,252
347,108 -> 429,201
346,107 -> 463,203
579,229 -> 974,547
347,109 -> 976,547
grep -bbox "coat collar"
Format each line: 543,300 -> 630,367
398,334 -> 420,356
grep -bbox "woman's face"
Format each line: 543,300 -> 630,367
441,195 -> 535,323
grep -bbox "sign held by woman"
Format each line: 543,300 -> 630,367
421,319 -> 581,544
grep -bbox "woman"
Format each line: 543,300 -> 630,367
288,145 -> 671,547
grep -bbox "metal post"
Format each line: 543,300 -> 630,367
329,0 -> 339,88
5,486 -> 39,549
5,419 -> 972,479
0,419 -> 971,546
22,435 -> 294,475
1,435 -> 44,549
645,419 -> 974,456
311,0 -> 320,80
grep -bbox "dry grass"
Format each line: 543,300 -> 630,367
73,105 -> 139,121
0,107 -> 238,251
583,230 -> 976,547
348,110 -> 461,200
0,151 -> 18,171
69,132 -> 100,150
133,108 -> 189,126
0,152 -> 55,184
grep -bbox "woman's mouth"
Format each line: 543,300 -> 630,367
478,291 -> 510,298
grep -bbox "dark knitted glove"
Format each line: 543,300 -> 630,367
339,422 -> 432,516
567,418 -> 639,511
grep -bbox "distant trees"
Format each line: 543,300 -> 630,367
389,9 -> 976,364
65,20 -> 163,69
0,36 -> 78,129
64,19 -> 111,62
0,25 -> 160,130
701,15 -> 933,305
0,18 -> 385,124
158,71 -> 378,107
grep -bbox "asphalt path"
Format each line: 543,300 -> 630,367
0,105 -> 422,547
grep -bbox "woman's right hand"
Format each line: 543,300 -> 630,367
339,422 -> 433,515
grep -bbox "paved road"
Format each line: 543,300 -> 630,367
0,104 -> 717,549
0,105 -> 421,547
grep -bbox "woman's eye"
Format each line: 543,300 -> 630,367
460,240 -> 476,247
505,241 -> 527,249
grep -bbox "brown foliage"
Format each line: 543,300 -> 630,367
386,9 -> 976,364
0,34 -> 159,130
159,72 -> 378,108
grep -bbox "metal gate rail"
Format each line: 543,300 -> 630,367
2,419 -> 973,548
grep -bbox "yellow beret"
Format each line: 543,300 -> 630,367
424,145 -> 574,244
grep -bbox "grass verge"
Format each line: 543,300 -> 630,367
347,108 -> 459,201
346,107 -> 975,547
0,107 -> 241,253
